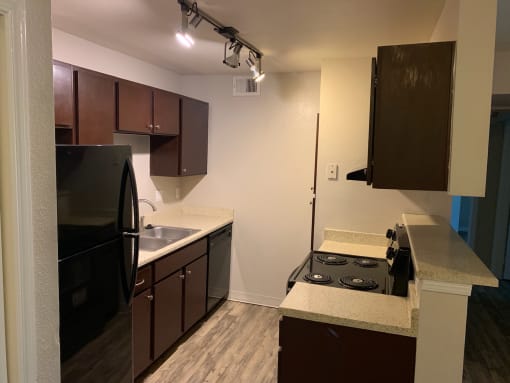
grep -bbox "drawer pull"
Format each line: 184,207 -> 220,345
187,270 -> 192,275
179,274 -> 185,280
135,279 -> 145,287
146,294 -> 154,301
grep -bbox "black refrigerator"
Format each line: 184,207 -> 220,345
56,145 -> 139,383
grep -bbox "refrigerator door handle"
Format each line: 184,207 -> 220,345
118,158 -> 140,305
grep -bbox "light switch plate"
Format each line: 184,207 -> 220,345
327,163 -> 338,180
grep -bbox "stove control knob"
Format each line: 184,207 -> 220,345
386,247 -> 396,259
386,229 -> 396,240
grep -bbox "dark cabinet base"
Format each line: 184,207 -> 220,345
278,316 -> 416,383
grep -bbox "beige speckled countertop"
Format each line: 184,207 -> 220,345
280,229 -> 418,337
138,206 -> 233,267
320,228 -> 388,259
403,214 -> 498,287
280,282 -> 418,337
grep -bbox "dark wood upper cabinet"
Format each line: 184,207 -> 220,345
53,61 -> 74,128
117,79 -> 179,136
153,89 -> 180,135
117,79 -> 153,134
367,41 -> 455,191
75,68 -> 115,144
150,97 -> 208,177
183,255 -> 207,332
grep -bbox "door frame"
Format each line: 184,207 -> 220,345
0,0 -> 38,381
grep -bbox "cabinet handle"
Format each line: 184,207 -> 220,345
187,270 -> 192,275
179,274 -> 185,280
135,279 -> 145,287
146,294 -> 154,301
154,124 -> 161,130
182,168 -> 187,173
147,124 -> 153,130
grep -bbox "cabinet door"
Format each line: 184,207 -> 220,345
180,97 -> 208,175
53,62 -> 74,127
132,289 -> 153,377
372,41 -> 454,190
153,89 -> 179,136
76,69 -> 115,144
183,254 -> 207,331
117,79 -> 153,134
153,271 -> 183,358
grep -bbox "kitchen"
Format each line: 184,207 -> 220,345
0,0 -> 507,382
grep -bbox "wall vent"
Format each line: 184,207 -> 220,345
233,76 -> 260,96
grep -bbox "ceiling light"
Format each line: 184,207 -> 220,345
189,13 -> 203,28
176,5 -> 194,48
223,41 -> 243,68
246,52 -> 266,82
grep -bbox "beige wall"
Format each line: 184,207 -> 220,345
180,73 -> 321,306
314,59 -> 451,245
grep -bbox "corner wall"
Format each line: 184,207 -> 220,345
180,73 -> 321,306
314,59 -> 451,245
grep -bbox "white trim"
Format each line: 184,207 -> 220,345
228,290 -> 282,308
420,279 -> 472,296
0,0 -> 37,382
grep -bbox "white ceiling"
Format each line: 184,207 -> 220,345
51,0 -> 470,75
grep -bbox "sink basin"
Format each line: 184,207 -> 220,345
139,237 -> 173,252
141,226 -> 200,241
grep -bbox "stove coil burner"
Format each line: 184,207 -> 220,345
338,276 -> 378,290
354,258 -> 378,268
315,254 -> 348,265
304,273 -> 332,284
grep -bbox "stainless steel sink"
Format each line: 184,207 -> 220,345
138,225 -> 200,252
141,226 -> 200,241
139,237 -> 173,252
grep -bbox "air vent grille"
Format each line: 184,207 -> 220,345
233,76 -> 260,96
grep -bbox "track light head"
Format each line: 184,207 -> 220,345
246,52 -> 265,82
176,6 -> 194,48
223,40 -> 243,68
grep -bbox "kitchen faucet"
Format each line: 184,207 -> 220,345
138,198 -> 157,229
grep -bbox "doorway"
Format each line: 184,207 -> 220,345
451,110 -> 510,279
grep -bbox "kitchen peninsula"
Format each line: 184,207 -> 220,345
280,213 -> 498,383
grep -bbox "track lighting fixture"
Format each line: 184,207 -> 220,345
176,0 -> 266,81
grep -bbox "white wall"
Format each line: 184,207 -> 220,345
314,59 -> 451,245
180,73 -> 321,306
52,29 -> 183,207
0,0 -> 60,381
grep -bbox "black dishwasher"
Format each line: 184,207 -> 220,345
207,224 -> 232,312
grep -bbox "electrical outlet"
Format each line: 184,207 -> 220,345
327,163 -> 338,180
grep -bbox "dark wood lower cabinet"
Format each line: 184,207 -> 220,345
278,316 -> 416,383
132,289 -> 153,377
153,271 -> 184,359
183,255 -> 207,331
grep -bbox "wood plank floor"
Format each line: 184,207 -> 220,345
136,301 -> 279,383
463,280 -> 510,383
137,282 -> 510,383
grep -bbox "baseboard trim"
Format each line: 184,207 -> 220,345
228,290 -> 282,308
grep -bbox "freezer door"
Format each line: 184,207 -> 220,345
56,145 -> 134,259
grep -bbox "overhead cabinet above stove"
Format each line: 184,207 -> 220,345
348,41 -> 455,191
